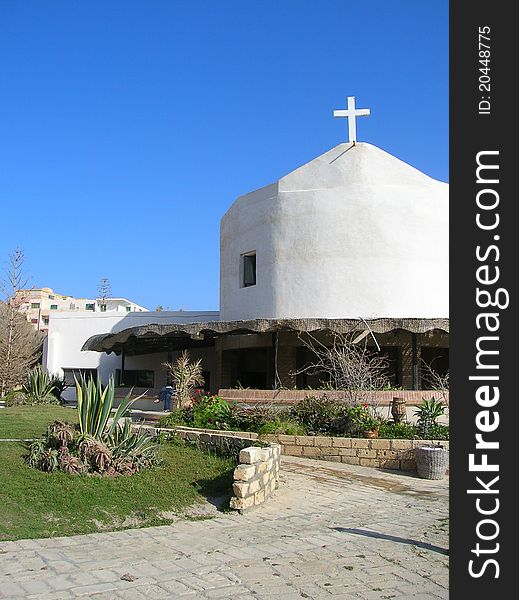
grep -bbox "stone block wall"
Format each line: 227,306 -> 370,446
163,426 -> 259,458
148,425 -> 281,512
147,424 -> 447,475
260,434 -> 449,471
174,426 -> 259,441
230,445 -> 281,512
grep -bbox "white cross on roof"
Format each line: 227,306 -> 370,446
333,96 -> 371,144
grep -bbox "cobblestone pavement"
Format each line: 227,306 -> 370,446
0,456 -> 448,599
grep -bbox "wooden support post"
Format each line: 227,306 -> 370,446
120,350 -> 126,386
412,333 -> 419,390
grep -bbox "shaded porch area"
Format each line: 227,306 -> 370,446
82,318 -> 449,402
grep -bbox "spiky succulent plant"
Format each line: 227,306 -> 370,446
25,376 -> 158,476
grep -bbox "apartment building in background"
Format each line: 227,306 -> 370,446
13,288 -> 148,332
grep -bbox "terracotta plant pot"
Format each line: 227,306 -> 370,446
363,429 -> 379,439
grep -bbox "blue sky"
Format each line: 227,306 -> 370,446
0,1 -> 448,311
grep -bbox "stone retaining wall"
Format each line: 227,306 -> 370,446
260,434 -> 449,471
164,426 -> 260,458
148,426 -> 280,512
230,445 -> 281,513
174,426 -> 259,440
146,424 -> 447,473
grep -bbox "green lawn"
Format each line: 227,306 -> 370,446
0,407 -> 234,541
0,405 -> 79,438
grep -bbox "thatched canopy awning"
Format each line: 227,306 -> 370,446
82,318 -> 449,356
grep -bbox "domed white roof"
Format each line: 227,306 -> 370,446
220,142 -> 448,321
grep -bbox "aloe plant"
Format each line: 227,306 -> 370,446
47,421 -> 75,445
26,440 -> 60,472
79,438 -> 112,472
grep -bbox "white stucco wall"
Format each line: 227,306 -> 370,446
100,298 -> 148,312
43,310 -> 219,401
44,313 -> 124,385
220,142 -> 448,321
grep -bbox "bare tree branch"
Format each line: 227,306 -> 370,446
420,358 -> 449,407
292,330 -> 389,408
0,249 -> 43,397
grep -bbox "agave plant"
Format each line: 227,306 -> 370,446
22,366 -> 58,404
75,374 -> 140,440
49,373 -> 68,403
108,419 -> 158,465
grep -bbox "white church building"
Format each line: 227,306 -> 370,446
44,98 -> 449,402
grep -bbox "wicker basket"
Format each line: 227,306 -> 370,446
415,445 -> 449,480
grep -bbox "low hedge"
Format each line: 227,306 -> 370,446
158,394 -> 449,441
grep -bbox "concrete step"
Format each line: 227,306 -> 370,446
129,409 -> 165,424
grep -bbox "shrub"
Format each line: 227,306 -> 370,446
3,390 -> 26,406
158,408 -> 186,428
234,404 -> 281,433
423,423 -> 449,441
344,404 -> 382,436
49,373 -> 68,402
378,421 -> 418,439
289,395 -> 379,436
25,375 -> 158,476
158,395 -> 241,431
191,394 -> 238,430
162,351 -> 204,408
257,419 -> 307,436
296,332 -> 390,405
289,395 -> 344,434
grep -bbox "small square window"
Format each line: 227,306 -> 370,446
48,295 -> 55,300
30,302 -> 40,309
100,304 -> 107,312
85,303 -> 95,311
50,304 -> 58,310
43,317 -> 49,325
241,252 -> 256,287
126,306 -> 131,312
